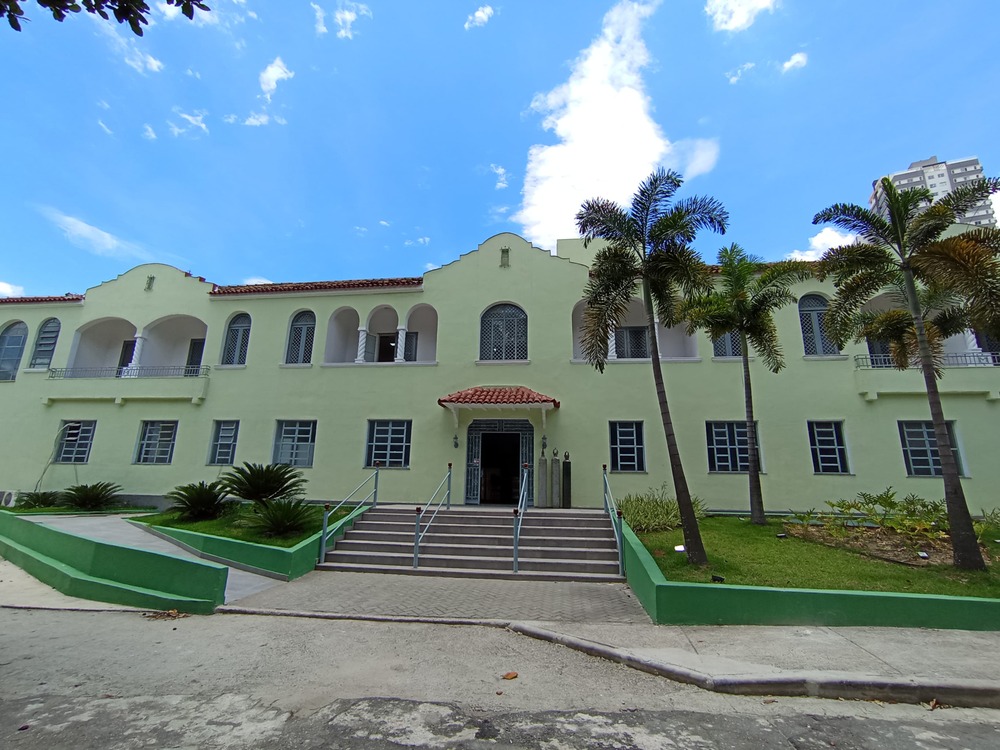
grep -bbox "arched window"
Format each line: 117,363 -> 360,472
0,321 -> 28,381
29,318 -> 61,368
286,311 -> 315,364
480,304 -> 527,361
222,313 -> 251,365
799,295 -> 840,356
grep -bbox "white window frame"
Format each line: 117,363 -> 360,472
807,421 -> 849,474
208,420 -> 240,466
366,420 -> 412,468
273,420 -> 317,467
898,421 -> 963,477
136,421 -> 178,465
56,420 -> 96,464
609,421 -> 645,472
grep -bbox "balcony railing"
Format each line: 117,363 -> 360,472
854,353 -> 999,370
48,365 -> 211,379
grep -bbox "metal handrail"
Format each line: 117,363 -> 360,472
413,463 -> 453,568
317,463 -> 380,562
512,464 -> 531,573
854,352 -> 999,370
602,465 -> 625,577
48,365 -> 211,379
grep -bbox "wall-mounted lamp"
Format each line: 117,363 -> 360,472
453,434 -> 459,449
541,434 -> 547,451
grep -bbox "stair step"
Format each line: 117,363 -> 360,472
361,511 -> 612,528
332,539 -> 620,560
316,562 -> 624,583
351,520 -> 615,538
324,550 -> 619,574
342,530 -> 617,548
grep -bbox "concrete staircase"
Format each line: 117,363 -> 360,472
317,506 -> 623,582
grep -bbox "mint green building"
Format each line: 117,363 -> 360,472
1,233 -> 997,512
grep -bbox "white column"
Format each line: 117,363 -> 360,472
122,336 -> 146,378
607,330 -> 617,360
354,328 -> 368,364
394,326 -> 407,363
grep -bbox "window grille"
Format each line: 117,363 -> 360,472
798,295 -> 839,356
614,327 -> 649,359
56,420 -> 96,464
898,421 -> 962,476
208,420 -> 240,465
404,331 -> 418,362
0,321 -> 28,381
712,331 -> 742,358
29,318 -> 61,368
975,330 -> 1000,364
366,420 -> 412,468
609,421 -> 645,472
273,420 -> 317,467
706,421 -> 757,472
807,421 -> 849,474
479,304 -> 528,360
222,314 -> 251,365
286,311 -> 315,364
866,338 -> 893,368
136,421 -> 178,464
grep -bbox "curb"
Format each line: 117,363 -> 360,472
215,606 -> 1000,709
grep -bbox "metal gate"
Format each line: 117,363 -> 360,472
465,419 -> 533,506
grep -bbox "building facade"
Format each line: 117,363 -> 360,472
869,155 -> 996,227
1,233 -> 998,512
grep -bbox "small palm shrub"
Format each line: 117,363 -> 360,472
249,498 -> 316,536
16,490 -> 63,509
618,483 -> 705,533
166,481 -> 233,521
220,463 -> 306,506
62,482 -> 123,511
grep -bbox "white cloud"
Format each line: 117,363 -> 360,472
417,236 -> 430,245
98,119 -> 113,136
0,281 -> 25,298
242,277 -> 273,285
223,114 -> 239,124
168,121 -> 184,137
464,5 -> 494,30
781,51 -> 808,73
786,227 -> 857,261
335,2 -> 372,39
726,61 -> 754,84
424,262 -> 440,271
186,68 -> 201,79
39,207 -> 151,261
97,99 -> 110,110
490,164 -> 509,189
514,0 -> 720,251
176,109 -> 209,134
488,205 -> 511,223
311,3 -> 328,34
157,1 -> 218,25
142,124 -> 157,140
705,0 -> 776,32
354,226 -> 368,235
97,23 -> 165,74
244,112 -> 270,126
260,57 -> 294,101
273,114 -> 288,125
379,220 -> 390,227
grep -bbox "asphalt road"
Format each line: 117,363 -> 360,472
2,608 -> 999,749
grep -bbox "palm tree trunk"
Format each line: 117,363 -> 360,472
901,265 -> 985,570
642,280 -> 708,565
741,334 -> 766,524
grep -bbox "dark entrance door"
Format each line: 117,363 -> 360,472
479,432 -> 520,504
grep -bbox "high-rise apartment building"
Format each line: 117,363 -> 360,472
869,155 -> 995,227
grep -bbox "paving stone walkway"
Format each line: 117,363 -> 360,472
229,569 -> 649,622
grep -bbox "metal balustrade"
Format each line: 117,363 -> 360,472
854,353 -> 999,370
412,464 -> 453,569
511,464 -> 531,573
317,463 -> 380,563
48,365 -> 211,379
602,465 -> 625,577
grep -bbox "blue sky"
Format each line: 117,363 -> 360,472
2,0 -> 999,298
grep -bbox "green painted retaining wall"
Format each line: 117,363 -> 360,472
622,522 -> 1000,631
0,511 -> 227,614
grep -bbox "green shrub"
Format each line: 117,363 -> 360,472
249,498 -> 316,536
821,488 -> 948,542
62,482 -> 123,510
166,481 -> 234,521
220,463 -> 307,505
16,490 -> 63,509
617,483 -> 705,533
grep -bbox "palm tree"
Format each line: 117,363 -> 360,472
814,176 -> 1000,570
684,244 -> 812,525
576,168 -> 728,565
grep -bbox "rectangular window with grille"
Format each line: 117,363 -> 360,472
208,420 -> 240,465
273,420 -> 317,467
366,420 -> 412,468
609,421 -> 645,472
56,420 -> 96,464
706,421 -> 758,472
614,327 -> 649,359
136,421 -> 178,464
807,421 -> 849,474
898,421 -> 962,477
712,332 -> 742,358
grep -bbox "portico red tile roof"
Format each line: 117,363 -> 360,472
210,277 -> 423,296
0,294 -> 84,305
438,385 -> 560,409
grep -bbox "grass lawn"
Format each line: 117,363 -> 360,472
133,505 -> 355,548
641,517 -> 1000,600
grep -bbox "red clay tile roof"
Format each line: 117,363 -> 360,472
0,294 -> 84,305
438,385 -> 560,409
211,278 -> 423,296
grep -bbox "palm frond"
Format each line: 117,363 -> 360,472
745,317 -> 784,373
581,246 -> 641,372
823,269 -> 895,346
813,202 -> 892,246
631,168 -> 684,239
935,177 -> 1000,217
817,242 -> 898,282
576,198 -> 636,251
645,246 -> 712,325
906,203 -> 955,251
658,195 -> 729,240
